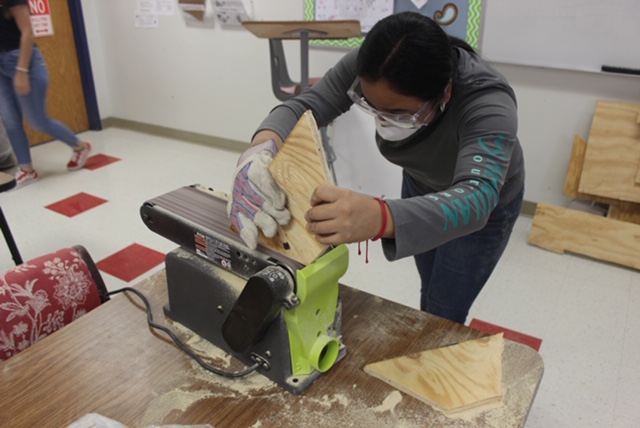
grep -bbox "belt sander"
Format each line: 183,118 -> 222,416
140,184 -> 348,394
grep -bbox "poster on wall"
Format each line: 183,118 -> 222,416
304,0 -> 482,50
28,0 -> 53,37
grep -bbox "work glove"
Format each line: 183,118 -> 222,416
227,139 -> 291,249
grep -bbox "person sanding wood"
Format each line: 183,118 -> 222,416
228,12 -> 525,324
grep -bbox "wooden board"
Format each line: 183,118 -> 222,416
260,111 -> 333,265
608,201 -> 640,224
563,134 -> 640,224
578,101 -> 640,203
528,202 -> 640,270
364,334 -> 504,415
563,135 -> 590,199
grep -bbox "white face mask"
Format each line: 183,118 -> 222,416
375,118 -> 421,141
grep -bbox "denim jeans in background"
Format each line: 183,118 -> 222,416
402,171 -> 524,324
0,47 -> 80,168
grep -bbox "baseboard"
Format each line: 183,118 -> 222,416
101,117 -> 247,153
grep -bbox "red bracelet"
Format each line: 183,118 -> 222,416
372,197 -> 387,241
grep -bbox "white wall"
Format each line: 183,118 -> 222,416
80,0 -> 640,206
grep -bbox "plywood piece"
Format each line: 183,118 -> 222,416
607,201 -> 640,225
259,111 -> 333,265
563,134 -> 640,223
364,334 -> 504,415
563,134 -> 588,198
528,202 -> 640,270
578,100 -> 640,203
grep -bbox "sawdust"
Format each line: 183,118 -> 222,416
139,388 -> 216,426
141,299 -> 541,426
260,390 -> 425,428
181,328 -> 232,368
172,320 -> 278,396
145,338 -> 424,427
172,249 -> 246,294
312,393 -> 351,409
373,390 -> 403,413
207,261 -> 246,293
139,319 -> 279,426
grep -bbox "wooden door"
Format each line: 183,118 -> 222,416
24,0 -> 88,146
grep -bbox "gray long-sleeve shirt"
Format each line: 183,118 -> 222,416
257,47 -> 525,261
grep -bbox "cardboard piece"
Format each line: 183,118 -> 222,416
364,334 -> 504,415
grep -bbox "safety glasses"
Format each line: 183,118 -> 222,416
347,77 -> 438,129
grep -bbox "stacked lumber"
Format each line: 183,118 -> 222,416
528,100 -> 640,270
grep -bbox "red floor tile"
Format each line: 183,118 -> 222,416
469,318 -> 543,352
96,243 -> 165,282
45,192 -> 108,217
84,154 -> 121,171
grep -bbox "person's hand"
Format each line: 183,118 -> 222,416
14,72 -> 30,96
227,139 -> 291,249
305,184 -> 390,245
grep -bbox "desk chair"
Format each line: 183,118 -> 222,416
268,38 -> 322,102
244,21 -> 361,184
0,245 -> 110,360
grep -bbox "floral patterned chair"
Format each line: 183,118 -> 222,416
0,245 -> 110,360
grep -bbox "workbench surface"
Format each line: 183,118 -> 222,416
0,269 -> 543,427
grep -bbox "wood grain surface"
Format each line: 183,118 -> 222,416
578,101 -> 640,203
528,202 -> 640,270
364,334 -> 504,415
0,270 -> 543,428
563,134 -> 640,224
563,135 -> 586,199
263,110 -> 333,265
607,201 -> 640,224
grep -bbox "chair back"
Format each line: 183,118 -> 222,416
0,245 -> 109,360
269,39 -> 298,101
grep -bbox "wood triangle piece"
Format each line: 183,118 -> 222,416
364,333 -> 504,415
259,110 -> 333,265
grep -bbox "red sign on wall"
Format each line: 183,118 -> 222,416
28,0 -> 54,37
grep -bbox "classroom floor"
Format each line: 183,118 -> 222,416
0,127 -> 638,428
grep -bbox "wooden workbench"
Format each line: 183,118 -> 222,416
0,270 -> 543,427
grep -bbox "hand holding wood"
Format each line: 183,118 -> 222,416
305,184 -> 387,245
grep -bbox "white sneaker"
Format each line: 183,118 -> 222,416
67,142 -> 92,170
15,169 -> 39,188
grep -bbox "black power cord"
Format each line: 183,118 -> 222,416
106,287 -> 263,379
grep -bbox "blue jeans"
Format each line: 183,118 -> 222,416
402,172 -> 524,324
0,47 -> 80,168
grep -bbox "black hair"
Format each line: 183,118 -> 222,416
356,12 -> 475,101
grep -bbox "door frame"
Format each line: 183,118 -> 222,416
68,0 -> 101,131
